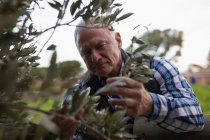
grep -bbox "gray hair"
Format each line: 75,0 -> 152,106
74,17 -> 115,47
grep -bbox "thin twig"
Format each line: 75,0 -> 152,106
36,20 -> 59,56
39,22 -> 104,35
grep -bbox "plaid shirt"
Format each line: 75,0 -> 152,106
148,57 -> 204,132
63,55 -> 204,135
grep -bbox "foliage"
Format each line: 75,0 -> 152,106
0,0 -> 196,139
191,84 -> 210,114
57,88 -> 136,140
127,29 -> 183,61
0,0 -> 137,140
0,0 -> 189,139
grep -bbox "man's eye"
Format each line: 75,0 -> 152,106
96,43 -> 106,49
82,50 -> 90,57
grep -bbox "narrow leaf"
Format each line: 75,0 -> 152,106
47,44 -> 56,50
70,0 -> 82,15
135,38 -> 145,45
133,44 -> 148,54
116,13 -> 133,22
31,63 -> 40,67
109,8 -> 123,23
48,2 -> 60,11
53,0 -> 62,8
113,3 -> 122,6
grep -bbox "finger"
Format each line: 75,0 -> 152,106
108,98 -> 136,108
64,117 -> 78,139
60,116 -> 77,129
63,120 -> 77,140
107,77 -> 143,88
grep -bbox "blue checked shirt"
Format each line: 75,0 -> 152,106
147,57 -> 204,132
63,55 -> 205,135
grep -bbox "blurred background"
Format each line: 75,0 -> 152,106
31,0 -> 210,113
33,0 -> 210,71
0,0 -> 210,139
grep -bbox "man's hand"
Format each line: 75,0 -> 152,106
98,77 -> 153,117
52,107 -> 84,140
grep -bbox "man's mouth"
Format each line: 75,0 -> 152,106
93,62 -> 107,69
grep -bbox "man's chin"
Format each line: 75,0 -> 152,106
93,69 -> 111,77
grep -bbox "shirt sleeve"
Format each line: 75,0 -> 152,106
147,57 -> 204,133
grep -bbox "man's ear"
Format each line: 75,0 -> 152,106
115,32 -> 122,49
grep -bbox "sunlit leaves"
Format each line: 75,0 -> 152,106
121,35 -> 155,83
69,0 -> 133,28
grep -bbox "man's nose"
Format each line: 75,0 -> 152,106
91,50 -> 101,62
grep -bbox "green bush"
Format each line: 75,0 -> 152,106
191,84 -> 210,114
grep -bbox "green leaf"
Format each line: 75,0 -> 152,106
82,8 -> 92,22
132,36 -> 145,45
47,44 -> 56,50
28,56 -> 40,62
109,8 -> 123,22
74,8 -> 85,20
70,0 -> 82,15
95,79 -> 126,96
133,74 -> 150,83
113,3 -> 122,6
53,0 -> 62,8
48,2 -> 60,11
101,0 -> 110,13
69,87 -> 90,114
133,44 -> 148,54
141,53 -> 153,60
116,13 -> 133,22
29,23 -> 33,33
32,0 -> 40,7
21,1 -> 31,7
31,62 -> 40,67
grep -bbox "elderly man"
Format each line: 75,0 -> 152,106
59,18 -> 204,139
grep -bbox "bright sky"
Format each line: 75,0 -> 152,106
32,0 -> 210,72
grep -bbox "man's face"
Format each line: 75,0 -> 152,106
77,27 -> 122,77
